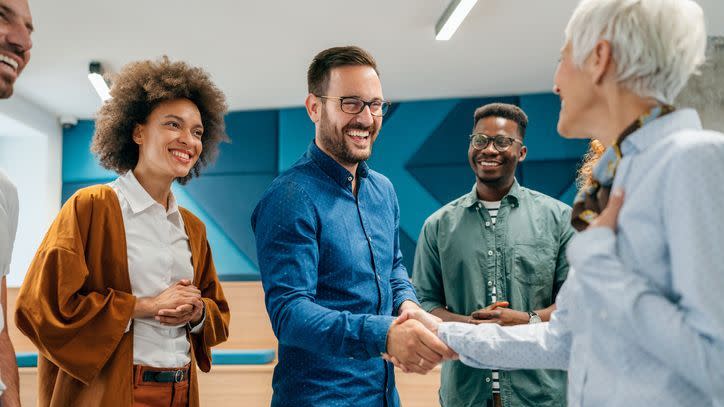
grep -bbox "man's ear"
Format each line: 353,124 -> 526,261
518,145 -> 527,162
305,93 -> 321,123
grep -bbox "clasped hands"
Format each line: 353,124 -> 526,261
134,279 -> 205,326
383,308 -> 457,374
468,301 -> 531,326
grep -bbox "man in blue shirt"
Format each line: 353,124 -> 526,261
251,46 -> 454,407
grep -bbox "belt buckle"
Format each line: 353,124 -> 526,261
174,370 -> 184,383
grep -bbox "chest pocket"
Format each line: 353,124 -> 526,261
512,242 -> 557,285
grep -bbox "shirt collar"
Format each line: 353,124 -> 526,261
307,141 -> 369,189
461,179 -> 521,208
116,171 -> 180,216
620,109 -> 702,156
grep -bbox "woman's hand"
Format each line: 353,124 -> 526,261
133,279 -> 202,323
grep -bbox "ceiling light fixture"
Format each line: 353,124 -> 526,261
435,0 -> 478,41
88,61 -> 111,102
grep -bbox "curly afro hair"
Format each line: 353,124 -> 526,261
91,56 -> 228,185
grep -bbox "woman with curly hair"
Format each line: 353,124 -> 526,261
15,57 -> 230,407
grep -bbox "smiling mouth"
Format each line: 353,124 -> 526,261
170,149 -> 193,163
0,55 -> 19,72
477,159 -> 502,168
347,129 -> 370,142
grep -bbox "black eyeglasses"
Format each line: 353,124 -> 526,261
316,95 -> 391,117
469,133 -> 523,152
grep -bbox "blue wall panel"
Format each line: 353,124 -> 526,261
278,108 -> 314,172
208,110 -> 278,174
173,185 -> 259,280
182,173 -> 275,267
519,93 -> 589,161
518,159 -> 581,199
408,165 -> 472,207
61,179 -> 115,203
62,120 -> 115,183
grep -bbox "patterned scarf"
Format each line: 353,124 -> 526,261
571,104 -> 675,231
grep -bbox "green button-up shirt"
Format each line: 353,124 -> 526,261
413,181 -> 574,407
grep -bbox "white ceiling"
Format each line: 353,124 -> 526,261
13,0 -> 724,119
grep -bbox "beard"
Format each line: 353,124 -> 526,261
317,108 -> 378,166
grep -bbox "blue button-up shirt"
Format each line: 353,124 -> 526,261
251,141 -> 418,407
438,109 -> 724,406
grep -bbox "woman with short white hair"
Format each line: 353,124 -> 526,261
397,0 -> 724,405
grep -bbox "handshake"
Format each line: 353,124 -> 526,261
133,279 -> 205,327
383,307 -> 457,374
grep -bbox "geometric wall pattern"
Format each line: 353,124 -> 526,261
62,92 -> 588,281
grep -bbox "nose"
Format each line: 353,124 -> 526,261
482,140 -> 498,155
552,85 -> 561,95
178,129 -> 195,145
356,104 -> 374,126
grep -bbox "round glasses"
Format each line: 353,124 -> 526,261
317,95 -> 391,117
469,133 -> 522,152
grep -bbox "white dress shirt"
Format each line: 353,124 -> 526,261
438,110 -> 724,406
109,171 -> 203,368
0,169 -> 19,394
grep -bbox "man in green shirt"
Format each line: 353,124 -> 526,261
412,103 -> 573,407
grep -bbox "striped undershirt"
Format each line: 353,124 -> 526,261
481,200 -> 501,395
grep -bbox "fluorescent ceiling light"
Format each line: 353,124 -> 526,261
88,61 -> 111,102
435,0 -> 478,41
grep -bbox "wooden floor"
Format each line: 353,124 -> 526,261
8,282 -> 442,406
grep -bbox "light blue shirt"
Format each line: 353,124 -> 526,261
438,109 -> 724,406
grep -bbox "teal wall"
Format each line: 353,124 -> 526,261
62,93 -> 587,280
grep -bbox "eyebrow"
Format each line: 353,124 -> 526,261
162,114 -> 203,129
0,4 -> 34,33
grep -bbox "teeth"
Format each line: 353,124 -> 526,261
478,161 -> 500,167
0,55 -> 18,71
347,130 -> 369,138
172,150 -> 190,160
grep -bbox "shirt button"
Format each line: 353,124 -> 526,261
487,281 -> 493,287
488,250 -> 493,256
347,176 -> 353,182
485,221 -> 491,227
485,377 -> 491,383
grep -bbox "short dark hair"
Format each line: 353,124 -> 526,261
307,46 -> 379,95
91,56 -> 228,185
473,103 -> 529,139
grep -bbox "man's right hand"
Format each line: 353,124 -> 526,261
385,318 -> 456,374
